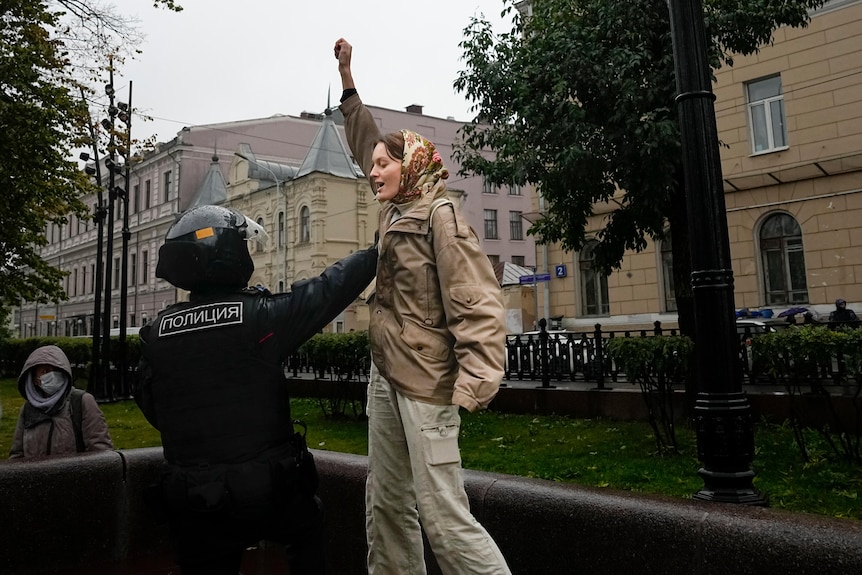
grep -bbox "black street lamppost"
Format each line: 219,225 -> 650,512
117,82 -> 133,397
667,0 -> 766,505
101,60 -> 123,401
80,90 -> 107,399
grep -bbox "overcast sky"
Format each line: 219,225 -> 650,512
115,0 -> 514,146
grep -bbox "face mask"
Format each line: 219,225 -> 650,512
38,371 -> 65,396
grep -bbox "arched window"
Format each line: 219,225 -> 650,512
300,206 -> 310,243
255,218 -> 265,254
760,213 -> 808,305
278,212 -> 285,248
660,232 -> 677,312
579,240 -> 609,316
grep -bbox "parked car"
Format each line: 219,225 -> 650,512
505,330 -> 569,345
736,317 -> 790,377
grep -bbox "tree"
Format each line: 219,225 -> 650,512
455,0 -> 826,335
0,0 -> 180,309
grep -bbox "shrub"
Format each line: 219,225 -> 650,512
298,331 -> 370,417
0,335 -> 140,386
752,325 -> 861,464
606,335 -> 693,454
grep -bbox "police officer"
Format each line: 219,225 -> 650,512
135,205 -> 377,574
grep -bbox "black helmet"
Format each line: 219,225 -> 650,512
156,205 -> 266,292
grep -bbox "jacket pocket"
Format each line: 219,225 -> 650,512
401,319 -> 449,360
449,284 -> 480,309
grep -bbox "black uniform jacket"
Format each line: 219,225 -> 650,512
136,247 -> 377,466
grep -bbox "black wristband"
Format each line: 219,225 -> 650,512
340,88 -> 358,103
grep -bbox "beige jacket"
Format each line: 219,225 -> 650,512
342,94 -> 505,412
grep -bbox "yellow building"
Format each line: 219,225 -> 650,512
542,0 -> 862,332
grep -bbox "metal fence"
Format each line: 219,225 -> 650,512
503,321 -> 858,393
503,322 -> 681,388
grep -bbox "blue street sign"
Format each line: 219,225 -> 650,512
555,264 -> 567,278
520,273 -> 551,284
519,274 -> 536,285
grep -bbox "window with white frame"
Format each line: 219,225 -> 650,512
760,213 -> 808,305
746,76 -> 787,154
482,178 -> 498,194
579,240 -> 609,316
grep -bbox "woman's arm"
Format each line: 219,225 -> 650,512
334,38 -> 381,181
334,37 -> 355,92
433,210 -> 506,412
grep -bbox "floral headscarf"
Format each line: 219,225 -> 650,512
390,130 -> 449,205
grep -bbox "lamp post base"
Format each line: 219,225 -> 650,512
694,468 -> 768,506
692,391 -> 767,506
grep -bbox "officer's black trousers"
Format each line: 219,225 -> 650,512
162,458 -> 325,574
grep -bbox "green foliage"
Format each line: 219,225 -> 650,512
298,332 -> 370,417
0,336 -> 140,386
0,305 -> 12,342
298,331 -> 369,379
607,336 -> 694,453
0,0 -> 184,308
752,326 -> 861,464
456,0 -> 681,274
454,0 -> 828,320
0,0 -> 93,306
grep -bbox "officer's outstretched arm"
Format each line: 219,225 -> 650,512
271,246 -> 377,351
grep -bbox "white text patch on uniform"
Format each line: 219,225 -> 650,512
159,302 -> 243,337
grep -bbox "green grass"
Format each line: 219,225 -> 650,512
1,378 -> 859,519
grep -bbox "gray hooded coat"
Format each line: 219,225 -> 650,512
9,345 -> 113,459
